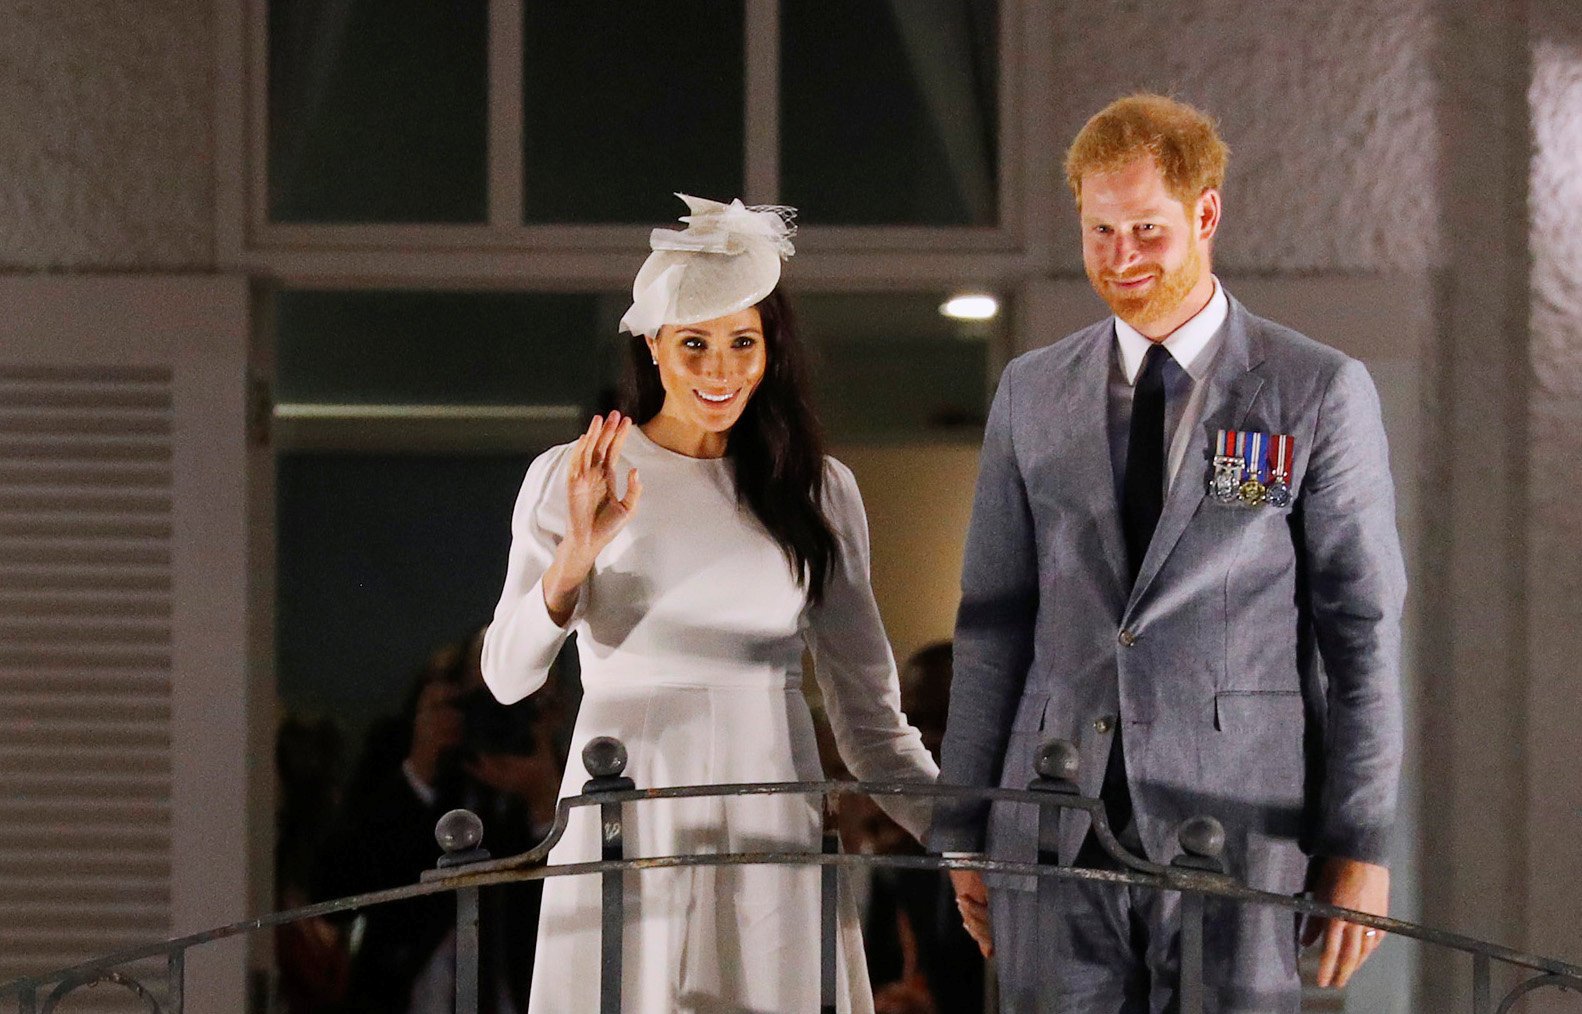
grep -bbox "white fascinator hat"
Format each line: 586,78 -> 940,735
619,193 -> 797,338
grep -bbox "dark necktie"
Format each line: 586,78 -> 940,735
1122,343 -> 1171,584
1088,342 -> 1171,864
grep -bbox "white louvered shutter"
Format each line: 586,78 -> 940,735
0,278 -> 257,1014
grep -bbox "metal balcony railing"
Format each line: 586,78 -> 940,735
3,736 -> 1579,1013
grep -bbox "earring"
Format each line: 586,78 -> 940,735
650,355 -> 658,366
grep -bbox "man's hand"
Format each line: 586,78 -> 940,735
1303,857 -> 1389,988
948,868 -> 994,958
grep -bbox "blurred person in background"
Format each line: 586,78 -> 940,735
274,713 -> 349,1013
317,627 -> 570,1013
850,642 -> 986,1014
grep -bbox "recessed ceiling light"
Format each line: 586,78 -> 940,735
940,294 -> 999,320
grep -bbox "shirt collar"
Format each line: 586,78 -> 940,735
1114,276 -> 1228,385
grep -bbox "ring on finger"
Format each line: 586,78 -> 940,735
1364,929 -> 1379,939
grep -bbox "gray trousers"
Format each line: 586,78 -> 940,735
989,876 -> 1302,1014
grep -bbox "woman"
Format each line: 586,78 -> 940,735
482,195 -> 938,1013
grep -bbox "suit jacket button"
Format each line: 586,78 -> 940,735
1118,629 -> 1137,647
1094,715 -> 1114,734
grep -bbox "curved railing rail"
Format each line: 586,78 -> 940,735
3,737 -> 1578,1014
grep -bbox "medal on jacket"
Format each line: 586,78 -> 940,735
1265,433 -> 1294,508
1210,429 -> 1243,504
1237,430 -> 1268,506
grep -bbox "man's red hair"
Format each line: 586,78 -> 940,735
1065,93 -> 1230,207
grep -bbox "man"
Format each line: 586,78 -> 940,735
930,94 -> 1405,1012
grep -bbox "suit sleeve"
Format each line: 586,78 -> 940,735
481,444 -> 582,705
806,460 -> 940,844
928,362 -> 1040,854
1299,358 -> 1407,866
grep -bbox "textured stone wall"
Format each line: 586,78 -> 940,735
0,1 -> 213,268
1043,0 -> 1441,274
1527,1 -> 1582,972
1413,5 -> 1534,1008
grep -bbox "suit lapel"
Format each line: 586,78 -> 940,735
1125,299 -> 1265,613
1061,324 -> 1130,607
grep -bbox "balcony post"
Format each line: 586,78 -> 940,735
166,951 -> 184,1013
820,795 -> 839,1014
582,737 -> 636,1014
1171,815 -> 1227,1014
435,808 -> 491,1014
1029,740 -> 1081,1014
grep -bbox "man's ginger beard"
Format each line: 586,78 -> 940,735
1087,233 -> 1206,330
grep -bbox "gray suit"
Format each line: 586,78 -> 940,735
931,295 -> 1406,1011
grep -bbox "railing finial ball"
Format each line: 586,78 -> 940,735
1177,815 -> 1226,860
435,808 -> 484,854
583,736 -> 629,779
1035,739 -> 1080,783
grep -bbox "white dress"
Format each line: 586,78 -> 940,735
481,427 -> 939,1014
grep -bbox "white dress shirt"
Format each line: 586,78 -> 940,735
1111,276 -> 1229,493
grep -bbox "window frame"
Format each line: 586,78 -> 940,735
225,0 -> 1038,270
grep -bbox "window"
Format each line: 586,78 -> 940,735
276,453 -> 536,734
781,0 -> 999,226
273,289 -> 624,454
268,0 -> 489,222
272,288 -> 998,449
275,290 -> 618,407
520,2 -> 746,224
262,0 -> 1005,234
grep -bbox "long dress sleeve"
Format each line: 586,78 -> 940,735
806,459 -> 940,843
481,443 -> 583,704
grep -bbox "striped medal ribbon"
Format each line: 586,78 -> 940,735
1266,433 -> 1294,508
1211,429 -> 1243,503
1238,430 -> 1268,506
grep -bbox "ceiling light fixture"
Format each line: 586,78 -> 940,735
940,294 -> 999,321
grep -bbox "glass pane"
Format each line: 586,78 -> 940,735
781,0 -> 999,226
522,1 -> 745,223
796,292 -> 996,440
276,454 -> 538,731
274,290 -> 627,408
268,0 -> 488,223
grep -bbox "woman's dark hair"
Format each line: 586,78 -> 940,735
618,288 -> 841,605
